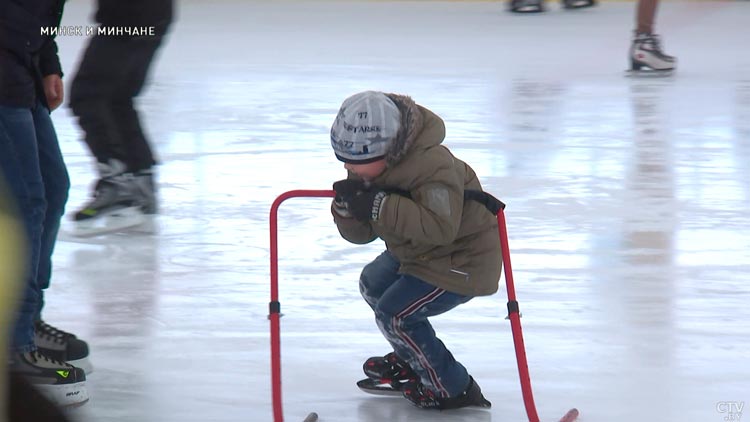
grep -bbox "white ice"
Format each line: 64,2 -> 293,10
45,1 -> 750,421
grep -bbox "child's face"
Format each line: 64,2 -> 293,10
344,159 -> 386,181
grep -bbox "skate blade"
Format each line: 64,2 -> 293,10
510,6 -> 544,13
71,206 -> 147,237
563,1 -> 596,9
626,68 -> 675,77
356,378 -> 402,396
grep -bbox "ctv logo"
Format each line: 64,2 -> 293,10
717,401 -> 744,421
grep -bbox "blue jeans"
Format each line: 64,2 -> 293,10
359,251 -> 473,398
0,102 -> 70,353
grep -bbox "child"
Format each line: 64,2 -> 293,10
329,91 -> 501,409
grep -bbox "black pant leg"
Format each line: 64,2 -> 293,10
111,36 -> 165,171
69,36 -> 131,166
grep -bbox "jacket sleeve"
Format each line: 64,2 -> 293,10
374,149 -> 464,246
38,39 -> 62,77
331,201 -> 378,245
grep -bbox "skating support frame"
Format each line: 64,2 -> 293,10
268,189 -> 578,422
496,208 -> 578,422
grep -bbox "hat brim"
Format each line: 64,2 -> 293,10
334,153 -> 386,165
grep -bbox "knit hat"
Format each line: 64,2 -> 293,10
330,91 -> 401,164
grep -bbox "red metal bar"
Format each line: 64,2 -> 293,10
497,210 -> 540,422
269,190 -> 335,422
269,190 -> 575,422
497,209 -> 578,422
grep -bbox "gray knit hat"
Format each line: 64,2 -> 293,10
330,91 -> 401,164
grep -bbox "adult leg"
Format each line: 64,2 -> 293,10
111,36 -> 166,172
630,0 -> 675,71
69,35 -> 128,165
636,0 -> 659,34
69,36 -> 149,223
30,102 -> 69,315
0,105 -> 46,354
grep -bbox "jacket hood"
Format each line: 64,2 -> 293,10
383,94 -> 446,167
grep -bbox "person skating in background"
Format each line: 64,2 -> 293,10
329,91 -> 501,410
0,0 -> 90,407
629,0 -> 676,73
510,0 -> 595,14
69,0 -> 173,235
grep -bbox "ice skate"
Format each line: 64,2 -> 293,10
71,160 -> 155,237
402,376 -> 491,410
627,32 -> 676,76
509,0 -> 544,13
9,350 -> 89,408
34,320 -> 93,374
562,0 -> 595,9
357,352 -> 417,395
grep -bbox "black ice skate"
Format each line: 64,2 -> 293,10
357,352 -> 418,395
402,376 -> 491,410
9,350 -> 89,408
562,0 -> 596,9
509,0 -> 544,13
628,32 -> 676,76
71,160 -> 158,237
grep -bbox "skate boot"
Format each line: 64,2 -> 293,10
9,350 -> 89,408
402,376 -> 491,410
34,320 -> 92,374
629,32 -> 676,73
510,0 -> 544,13
357,352 -> 418,394
72,159 -> 146,236
363,352 -> 417,388
562,0 -> 595,9
132,168 -> 158,214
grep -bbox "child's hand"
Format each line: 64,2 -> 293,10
331,198 -> 352,218
347,190 -> 388,222
333,179 -> 366,202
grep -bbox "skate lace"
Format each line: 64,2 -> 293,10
404,381 -> 440,408
28,349 -> 73,368
639,34 -> 664,53
649,35 -> 663,51
384,353 -> 414,380
36,321 -> 74,345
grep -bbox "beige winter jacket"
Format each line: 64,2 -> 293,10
332,94 -> 502,296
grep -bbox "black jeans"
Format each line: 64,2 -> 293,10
70,35 -> 165,172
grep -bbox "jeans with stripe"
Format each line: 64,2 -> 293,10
359,250 -> 473,398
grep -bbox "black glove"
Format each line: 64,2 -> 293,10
347,189 -> 388,222
332,179 -> 366,203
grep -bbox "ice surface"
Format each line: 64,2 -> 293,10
40,1 -> 750,421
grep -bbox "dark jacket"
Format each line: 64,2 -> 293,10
0,0 -> 65,108
332,95 -> 503,297
95,0 -> 173,36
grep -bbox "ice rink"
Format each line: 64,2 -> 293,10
44,0 -> 750,421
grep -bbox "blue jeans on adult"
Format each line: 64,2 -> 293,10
0,101 -> 70,353
359,250 -> 473,398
